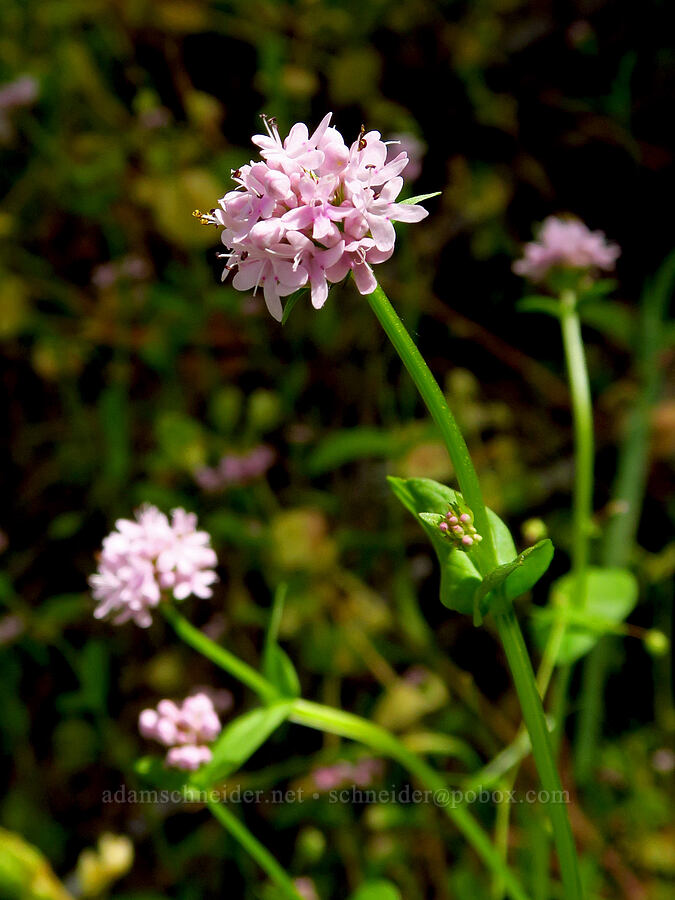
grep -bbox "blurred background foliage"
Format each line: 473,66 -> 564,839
1,0 -> 674,897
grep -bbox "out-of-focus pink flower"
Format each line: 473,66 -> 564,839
93,255 -> 150,289
197,114 -> 429,320
294,877 -> 320,900
139,691 -> 222,771
194,446 -> 274,492
90,506 -> 218,627
312,758 -> 384,791
386,133 -> 425,182
0,75 -> 39,110
165,744 -> 213,770
191,684 -> 234,713
138,107 -> 171,130
513,216 -> 620,283
0,75 -> 39,142
0,614 -> 25,646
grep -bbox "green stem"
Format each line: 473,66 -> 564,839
574,254 -> 674,781
288,699 -> 530,900
366,283 -> 496,573
161,604 -> 278,703
367,281 -> 582,900
165,607 -> 528,900
557,293 -> 592,789
559,291 -> 594,602
207,798 -> 304,900
492,600 -> 581,900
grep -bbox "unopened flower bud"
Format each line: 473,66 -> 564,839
436,503 -> 482,551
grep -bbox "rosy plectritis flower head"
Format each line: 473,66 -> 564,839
197,113 -> 429,321
513,216 -> 620,283
90,505 -> 217,627
139,692 -> 222,771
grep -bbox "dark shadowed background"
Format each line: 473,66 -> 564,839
1,1 -> 673,898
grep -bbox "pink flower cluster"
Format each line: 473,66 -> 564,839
312,757 -> 384,791
139,692 -> 222,771
201,113 -> 428,320
194,445 -> 274,492
90,506 -> 218,628
513,216 -> 620,282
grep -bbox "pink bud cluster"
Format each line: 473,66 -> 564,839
513,216 -> 620,282
139,692 -> 222,771
90,506 -> 218,628
312,757 -> 384,791
202,113 -> 429,320
438,508 -> 482,549
194,445 -> 274,492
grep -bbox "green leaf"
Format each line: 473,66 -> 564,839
577,278 -> 618,300
578,300 -> 635,349
531,567 -> 639,664
189,702 -> 292,789
306,426 -> 413,475
502,539 -> 554,600
440,549 -> 482,615
517,296 -> 562,318
134,755 -> 190,792
400,191 -> 441,205
388,476 -> 517,615
473,540 -> 554,624
349,880 -> 402,900
262,585 -> 301,698
418,512 -> 444,527
282,287 -> 309,325
263,645 -> 301,698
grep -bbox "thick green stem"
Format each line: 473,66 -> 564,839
366,281 -> 583,900
207,798 -> 304,900
288,699 -> 529,900
161,604 -> 278,703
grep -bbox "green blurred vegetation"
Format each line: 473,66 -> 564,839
1,0 -> 674,897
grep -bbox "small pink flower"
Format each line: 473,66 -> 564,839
165,744 -> 213,771
312,758 -> 383,791
513,216 -> 620,282
194,446 -> 275,492
90,505 -> 218,627
139,692 -> 222,771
